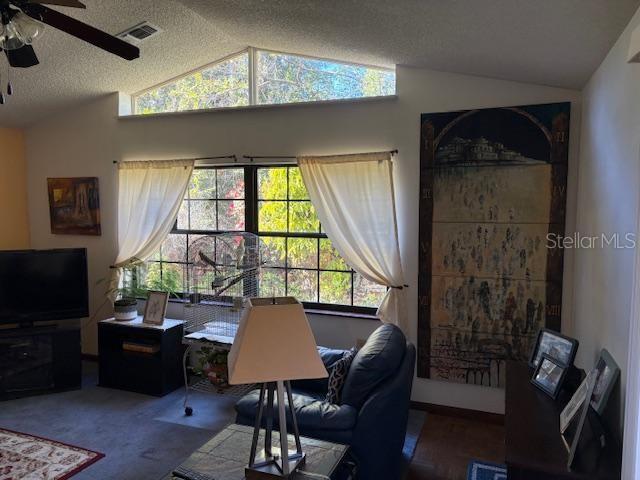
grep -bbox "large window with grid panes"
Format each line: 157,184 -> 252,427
139,165 -> 386,314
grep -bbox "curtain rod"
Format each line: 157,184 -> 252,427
242,150 -> 398,160
113,155 -> 237,165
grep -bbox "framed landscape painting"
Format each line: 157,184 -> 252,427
417,102 -> 570,388
47,177 -> 101,235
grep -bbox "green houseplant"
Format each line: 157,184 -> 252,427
194,346 -> 229,386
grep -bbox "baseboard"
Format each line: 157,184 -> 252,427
81,353 -> 99,362
410,401 -> 504,425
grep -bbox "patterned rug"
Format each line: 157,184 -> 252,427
467,460 -> 507,480
0,428 -> 104,480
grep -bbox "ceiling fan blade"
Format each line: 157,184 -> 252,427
23,4 -> 139,60
5,44 -> 39,67
26,0 -> 86,8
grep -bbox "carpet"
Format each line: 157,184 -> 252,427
0,428 -> 104,480
467,460 -> 507,480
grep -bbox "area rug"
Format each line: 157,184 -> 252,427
0,428 -> 104,480
467,460 -> 507,480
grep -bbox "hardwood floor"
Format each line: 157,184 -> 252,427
407,413 -> 506,480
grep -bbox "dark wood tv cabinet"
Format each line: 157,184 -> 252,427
505,361 -> 621,479
0,324 -> 81,400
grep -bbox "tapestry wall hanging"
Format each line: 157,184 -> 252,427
417,102 -> 570,387
47,177 -> 101,235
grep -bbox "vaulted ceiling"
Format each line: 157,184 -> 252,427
0,0 -> 637,127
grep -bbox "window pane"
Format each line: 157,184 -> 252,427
217,168 -> 245,199
259,201 -> 288,232
177,202 -> 190,230
256,50 -> 395,105
161,234 -> 187,262
158,263 -> 185,297
140,262 -> 184,297
319,238 -> 350,271
148,247 -> 161,262
287,269 -> 318,302
134,52 -> 249,114
189,200 -> 217,230
260,268 -> 286,297
189,170 -> 216,199
258,167 -> 287,200
320,271 -> 352,305
260,236 -> 286,267
218,200 -> 245,231
289,201 -> 319,233
353,273 -> 386,308
287,237 -> 318,269
288,167 -> 308,200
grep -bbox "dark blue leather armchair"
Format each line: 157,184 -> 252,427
235,324 -> 416,480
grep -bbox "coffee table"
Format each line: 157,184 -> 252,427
166,423 -> 350,480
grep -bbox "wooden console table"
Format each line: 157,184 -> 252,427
505,361 -> 621,479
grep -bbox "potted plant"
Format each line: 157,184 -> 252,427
194,346 -> 229,387
109,263 -> 147,321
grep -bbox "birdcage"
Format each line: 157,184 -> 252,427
181,232 -> 261,414
183,232 -> 261,339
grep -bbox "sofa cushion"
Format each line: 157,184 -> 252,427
235,388 -> 358,431
326,347 -> 358,404
291,347 -> 346,393
340,324 -> 406,409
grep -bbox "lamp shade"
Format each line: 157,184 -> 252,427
228,297 -> 328,385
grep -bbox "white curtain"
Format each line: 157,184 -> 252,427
109,159 -> 195,299
298,152 -> 407,332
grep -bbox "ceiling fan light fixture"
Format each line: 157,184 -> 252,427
12,11 -> 43,44
0,10 -> 43,51
0,21 -> 24,50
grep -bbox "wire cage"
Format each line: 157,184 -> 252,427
181,232 -> 262,414
183,232 -> 261,341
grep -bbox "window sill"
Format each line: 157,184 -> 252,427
118,94 -> 398,121
300,308 -> 379,321
159,297 -> 379,321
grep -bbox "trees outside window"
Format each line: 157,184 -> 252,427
142,166 -> 386,313
134,52 -> 249,114
133,48 -> 395,115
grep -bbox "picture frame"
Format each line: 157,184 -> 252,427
143,291 -> 169,326
560,369 -> 596,434
589,349 -> 620,415
529,328 -> 579,368
531,354 -> 569,400
565,369 -> 599,468
47,177 -> 101,236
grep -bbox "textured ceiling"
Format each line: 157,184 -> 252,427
0,0 -> 638,128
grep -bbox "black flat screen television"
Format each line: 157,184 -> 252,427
0,248 -> 89,324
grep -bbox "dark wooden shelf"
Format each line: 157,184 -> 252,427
98,317 -> 185,397
505,361 -> 621,480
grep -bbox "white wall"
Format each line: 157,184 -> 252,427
573,5 -> 640,432
25,66 -> 581,414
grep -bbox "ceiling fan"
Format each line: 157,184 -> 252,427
0,0 -> 139,103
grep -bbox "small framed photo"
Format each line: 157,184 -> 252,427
560,369 -> 596,434
529,328 -> 579,368
531,354 -> 569,399
565,369 -> 599,467
590,349 -> 620,415
143,291 -> 169,326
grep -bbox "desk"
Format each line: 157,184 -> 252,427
505,361 -> 621,479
